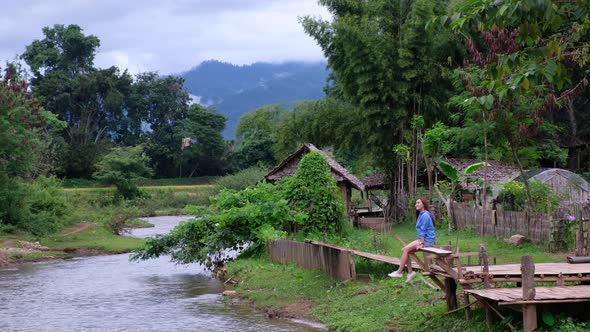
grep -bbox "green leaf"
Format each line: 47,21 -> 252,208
437,160 -> 459,182
463,162 -> 490,176
545,61 -> 557,83
542,312 -> 555,326
497,4 -> 509,17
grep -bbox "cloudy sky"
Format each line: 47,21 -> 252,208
0,0 -> 330,75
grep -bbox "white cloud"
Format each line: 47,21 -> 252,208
0,0 -> 330,75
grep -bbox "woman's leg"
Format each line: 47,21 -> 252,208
398,240 -> 421,273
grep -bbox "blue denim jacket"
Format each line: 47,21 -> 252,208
416,211 -> 435,244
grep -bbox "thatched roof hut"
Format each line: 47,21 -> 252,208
362,173 -> 388,190
266,143 -> 365,190
443,158 -> 519,191
265,143 -> 365,214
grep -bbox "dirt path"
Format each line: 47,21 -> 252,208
60,223 -> 95,236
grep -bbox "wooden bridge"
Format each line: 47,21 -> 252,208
267,239 -> 590,332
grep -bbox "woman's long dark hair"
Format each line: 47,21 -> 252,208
416,197 -> 435,226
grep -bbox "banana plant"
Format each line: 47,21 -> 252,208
435,159 -> 490,231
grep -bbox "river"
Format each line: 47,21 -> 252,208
0,216 -> 323,332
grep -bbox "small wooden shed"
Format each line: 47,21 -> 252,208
265,143 -> 365,215
522,168 -> 590,209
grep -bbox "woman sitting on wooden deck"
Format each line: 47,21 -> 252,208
388,197 -> 436,283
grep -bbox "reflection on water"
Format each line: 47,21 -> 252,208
0,216 -> 322,332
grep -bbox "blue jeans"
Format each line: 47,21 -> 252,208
423,241 -> 434,248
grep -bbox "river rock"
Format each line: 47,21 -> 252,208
18,241 -> 50,251
505,234 -> 527,245
222,290 -> 239,298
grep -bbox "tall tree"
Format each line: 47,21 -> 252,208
130,72 -> 191,177
175,104 -> 227,177
235,105 -> 283,169
0,64 -> 64,226
301,0 -> 456,220
21,24 -> 100,80
435,0 -> 590,212
21,25 -> 135,178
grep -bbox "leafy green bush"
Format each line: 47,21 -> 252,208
497,180 -> 560,214
131,182 -> 296,269
21,176 -> 69,236
93,145 -> 153,200
281,151 -> 347,235
0,175 -> 27,232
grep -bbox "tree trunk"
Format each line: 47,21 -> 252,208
511,145 -> 535,214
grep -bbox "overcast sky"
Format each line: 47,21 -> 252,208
0,0 -> 330,75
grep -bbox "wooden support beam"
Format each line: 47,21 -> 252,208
576,231 -> 584,256
445,299 -> 478,315
472,295 -> 515,331
463,292 -> 471,320
445,277 -> 458,310
523,305 -> 537,332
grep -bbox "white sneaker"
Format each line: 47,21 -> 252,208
388,271 -> 403,278
406,271 -> 416,283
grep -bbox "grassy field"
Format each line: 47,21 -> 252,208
62,177 -> 216,188
225,222 -> 585,332
0,179 -> 214,265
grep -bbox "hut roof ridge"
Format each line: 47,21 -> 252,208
265,143 -> 366,191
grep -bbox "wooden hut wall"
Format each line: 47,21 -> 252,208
339,182 -> 352,214
543,174 -> 588,204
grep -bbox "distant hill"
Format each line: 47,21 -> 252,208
181,60 -> 329,138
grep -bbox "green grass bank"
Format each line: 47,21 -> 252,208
225,222 -> 589,332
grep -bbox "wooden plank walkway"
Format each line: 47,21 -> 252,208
352,250 -> 422,269
304,239 -> 422,269
462,262 -> 590,276
466,285 -> 590,305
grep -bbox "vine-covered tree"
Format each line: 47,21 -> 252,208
281,151 -> 348,234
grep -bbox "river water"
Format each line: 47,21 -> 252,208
0,216 -> 323,332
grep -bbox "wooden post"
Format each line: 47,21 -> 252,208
463,292 -> 470,320
521,255 -> 537,332
440,244 -> 457,310
480,245 -> 490,288
576,231 -> 584,256
445,278 -> 457,310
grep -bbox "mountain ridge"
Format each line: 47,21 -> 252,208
181,60 -> 329,138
